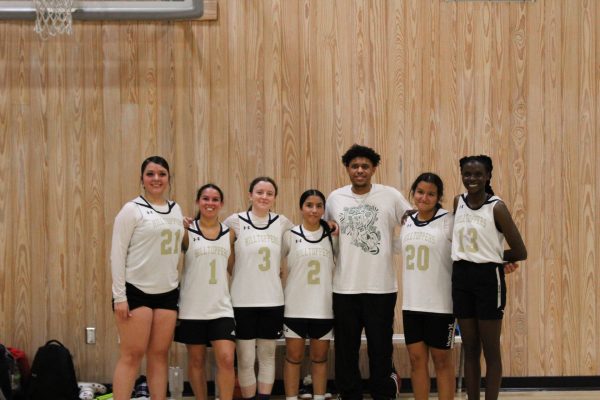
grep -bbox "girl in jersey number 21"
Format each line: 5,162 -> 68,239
282,190 -> 337,400
399,173 -> 456,400
451,155 -> 527,400
175,184 -> 236,400
110,156 -> 184,400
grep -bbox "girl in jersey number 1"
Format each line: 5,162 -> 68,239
451,155 -> 527,400
175,184 -> 236,400
282,190 -> 337,400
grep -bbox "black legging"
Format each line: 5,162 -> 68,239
458,318 -> 503,400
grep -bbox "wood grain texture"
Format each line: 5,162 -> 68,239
0,0 -> 599,382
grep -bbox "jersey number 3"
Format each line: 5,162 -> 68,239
258,247 -> 271,271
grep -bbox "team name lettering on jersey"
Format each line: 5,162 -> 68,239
193,246 -> 229,258
244,233 -> 280,246
296,247 -> 331,258
403,231 -> 436,245
152,217 -> 183,228
454,213 -> 488,228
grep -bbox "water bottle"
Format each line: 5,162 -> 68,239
168,365 -> 184,400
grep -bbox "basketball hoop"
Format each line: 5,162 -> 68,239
33,0 -> 74,39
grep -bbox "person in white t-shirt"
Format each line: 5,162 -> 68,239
282,189 -> 337,400
110,156 -> 184,400
223,177 -> 294,400
325,144 -> 410,400
175,183 -> 236,400
451,155 -> 527,400
398,173 -> 455,400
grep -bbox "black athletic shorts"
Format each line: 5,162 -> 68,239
283,317 -> 334,340
112,282 -> 179,311
233,306 -> 284,340
452,260 -> 506,320
174,317 -> 236,345
402,310 -> 456,349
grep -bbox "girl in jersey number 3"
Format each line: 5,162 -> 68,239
224,177 -> 294,400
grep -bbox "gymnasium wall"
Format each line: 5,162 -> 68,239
0,0 -> 598,382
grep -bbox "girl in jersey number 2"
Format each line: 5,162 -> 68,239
451,155 -> 527,400
282,190 -> 337,400
224,177 -> 294,400
110,156 -> 184,400
175,184 -> 236,400
399,173 -> 456,400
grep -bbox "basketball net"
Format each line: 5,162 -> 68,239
33,0 -> 74,39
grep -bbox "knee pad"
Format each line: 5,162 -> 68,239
256,339 -> 276,384
236,339 -> 257,387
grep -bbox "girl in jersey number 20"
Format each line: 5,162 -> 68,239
224,177 -> 294,400
282,190 -> 337,400
110,156 -> 184,400
399,173 -> 456,400
175,184 -> 236,400
451,155 -> 527,400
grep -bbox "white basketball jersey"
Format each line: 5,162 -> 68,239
230,212 -> 285,307
125,196 -> 184,294
451,194 -> 505,264
284,225 -> 335,319
179,221 -> 234,320
400,209 -> 453,314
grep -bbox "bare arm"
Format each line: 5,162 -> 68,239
227,230 -> 236,276
494,201 -> 527,262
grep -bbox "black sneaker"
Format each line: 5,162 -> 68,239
390,371 -> 400,399
133,375 -> 149,398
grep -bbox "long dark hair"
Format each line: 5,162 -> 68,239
409,172 -> 444,210
459,155 -> 495,195
194,183 -> 224,220
299,189 -> 332,246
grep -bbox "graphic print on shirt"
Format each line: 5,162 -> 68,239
339,204 -> 381,255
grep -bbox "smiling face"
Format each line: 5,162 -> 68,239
412,181 -> 440,216
346,156 -> 376,192
301,195 -> 325,229
461,161 -> 490,195
197,187 -> 223,220
141,162 -> 169,201
249,180 -> 277,216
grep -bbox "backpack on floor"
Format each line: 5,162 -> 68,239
0,344 -> 14,400
26,340 -> 79,400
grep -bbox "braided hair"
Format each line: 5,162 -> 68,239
459,155 -> 495,196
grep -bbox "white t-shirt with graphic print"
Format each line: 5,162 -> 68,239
325,184 -> 410,294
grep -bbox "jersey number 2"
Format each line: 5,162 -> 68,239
307,260 -> 320,284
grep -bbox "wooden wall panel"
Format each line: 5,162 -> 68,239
0,0 -> 599,382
